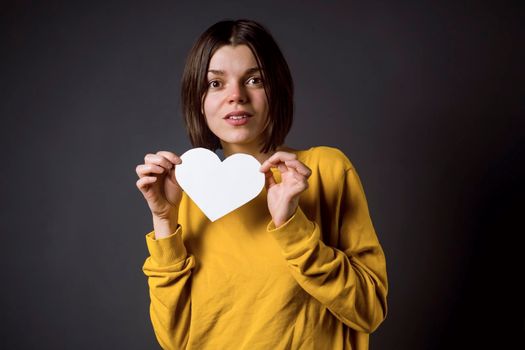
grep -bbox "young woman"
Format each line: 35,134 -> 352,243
136,19 -> 388,350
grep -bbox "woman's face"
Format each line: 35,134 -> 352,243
202,45 -> 269,151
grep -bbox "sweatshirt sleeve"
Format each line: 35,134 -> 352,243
142,227 -> 195,349
267,167 -> 388,333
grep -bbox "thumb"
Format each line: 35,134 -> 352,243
168,166 -> 179,186
264,170 -> 277,189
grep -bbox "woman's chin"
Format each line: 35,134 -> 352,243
220,136 -> 262,150
221,133 -> 257,146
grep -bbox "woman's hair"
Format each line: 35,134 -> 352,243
181,19 -> 294,153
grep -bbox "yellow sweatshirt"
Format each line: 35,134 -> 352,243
143,146 -> 388,350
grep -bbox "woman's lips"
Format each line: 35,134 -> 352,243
224,114 -> 251,126
224,111 -> 253,126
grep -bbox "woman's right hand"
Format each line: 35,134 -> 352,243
136,151 -> 183,221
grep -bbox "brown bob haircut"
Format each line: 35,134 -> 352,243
181,19 -> 294,153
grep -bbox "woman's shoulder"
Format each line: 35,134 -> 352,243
289,146 -> 354,171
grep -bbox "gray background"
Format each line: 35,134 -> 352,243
1,0 -> 523,349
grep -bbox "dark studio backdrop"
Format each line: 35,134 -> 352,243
1,0 -> 523,349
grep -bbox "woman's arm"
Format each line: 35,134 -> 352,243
137,150 -> 194,347
262,154 -> 388,333
142,227 -> 195,349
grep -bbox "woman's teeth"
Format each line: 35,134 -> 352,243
229,115 -> 247,120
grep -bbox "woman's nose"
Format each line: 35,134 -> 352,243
228,83 -> 247,104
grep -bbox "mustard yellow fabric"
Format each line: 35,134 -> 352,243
143,146 -> 388,350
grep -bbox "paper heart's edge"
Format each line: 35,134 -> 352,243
175,147 -> 265,222
178,147 -> 263,164
179,147 -> 221,163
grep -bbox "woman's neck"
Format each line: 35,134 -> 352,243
221,142 -> 290,164
222,142 -> 269,164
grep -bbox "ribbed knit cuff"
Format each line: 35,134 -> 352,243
145,226 -> 187,266
267,207 -> 317,252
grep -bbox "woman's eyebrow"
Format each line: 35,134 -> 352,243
208,69 -> 224,75
245,67 -> 261,74
207,67 -> 261,75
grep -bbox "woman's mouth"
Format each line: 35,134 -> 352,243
224,111 -> 253,126
225,114 -> 251,126
228,115 -> 248,120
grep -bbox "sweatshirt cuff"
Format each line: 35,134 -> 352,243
145,226 -> 188,266
267,207 -> 317,252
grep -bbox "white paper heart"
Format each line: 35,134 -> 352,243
175,148 -> 265,222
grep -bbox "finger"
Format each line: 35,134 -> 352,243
136,164 -> 167,177
292,171 -> 309,186
260,151 -> 297,169
144,153 -> 175,171
277,163 -> 288,174
269,151 -> 297,161
284,173 -> 309,193
136,176 -> 157,191
284,160 -> 312,177
260,152 -> 297,172
156,151 -> 182,165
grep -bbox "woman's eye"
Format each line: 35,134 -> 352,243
208,80 -> 221,88
247,77 -> 263,86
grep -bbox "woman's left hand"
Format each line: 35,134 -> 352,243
260,152 -> 312,227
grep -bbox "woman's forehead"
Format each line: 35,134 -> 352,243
208,45 -> 259,72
